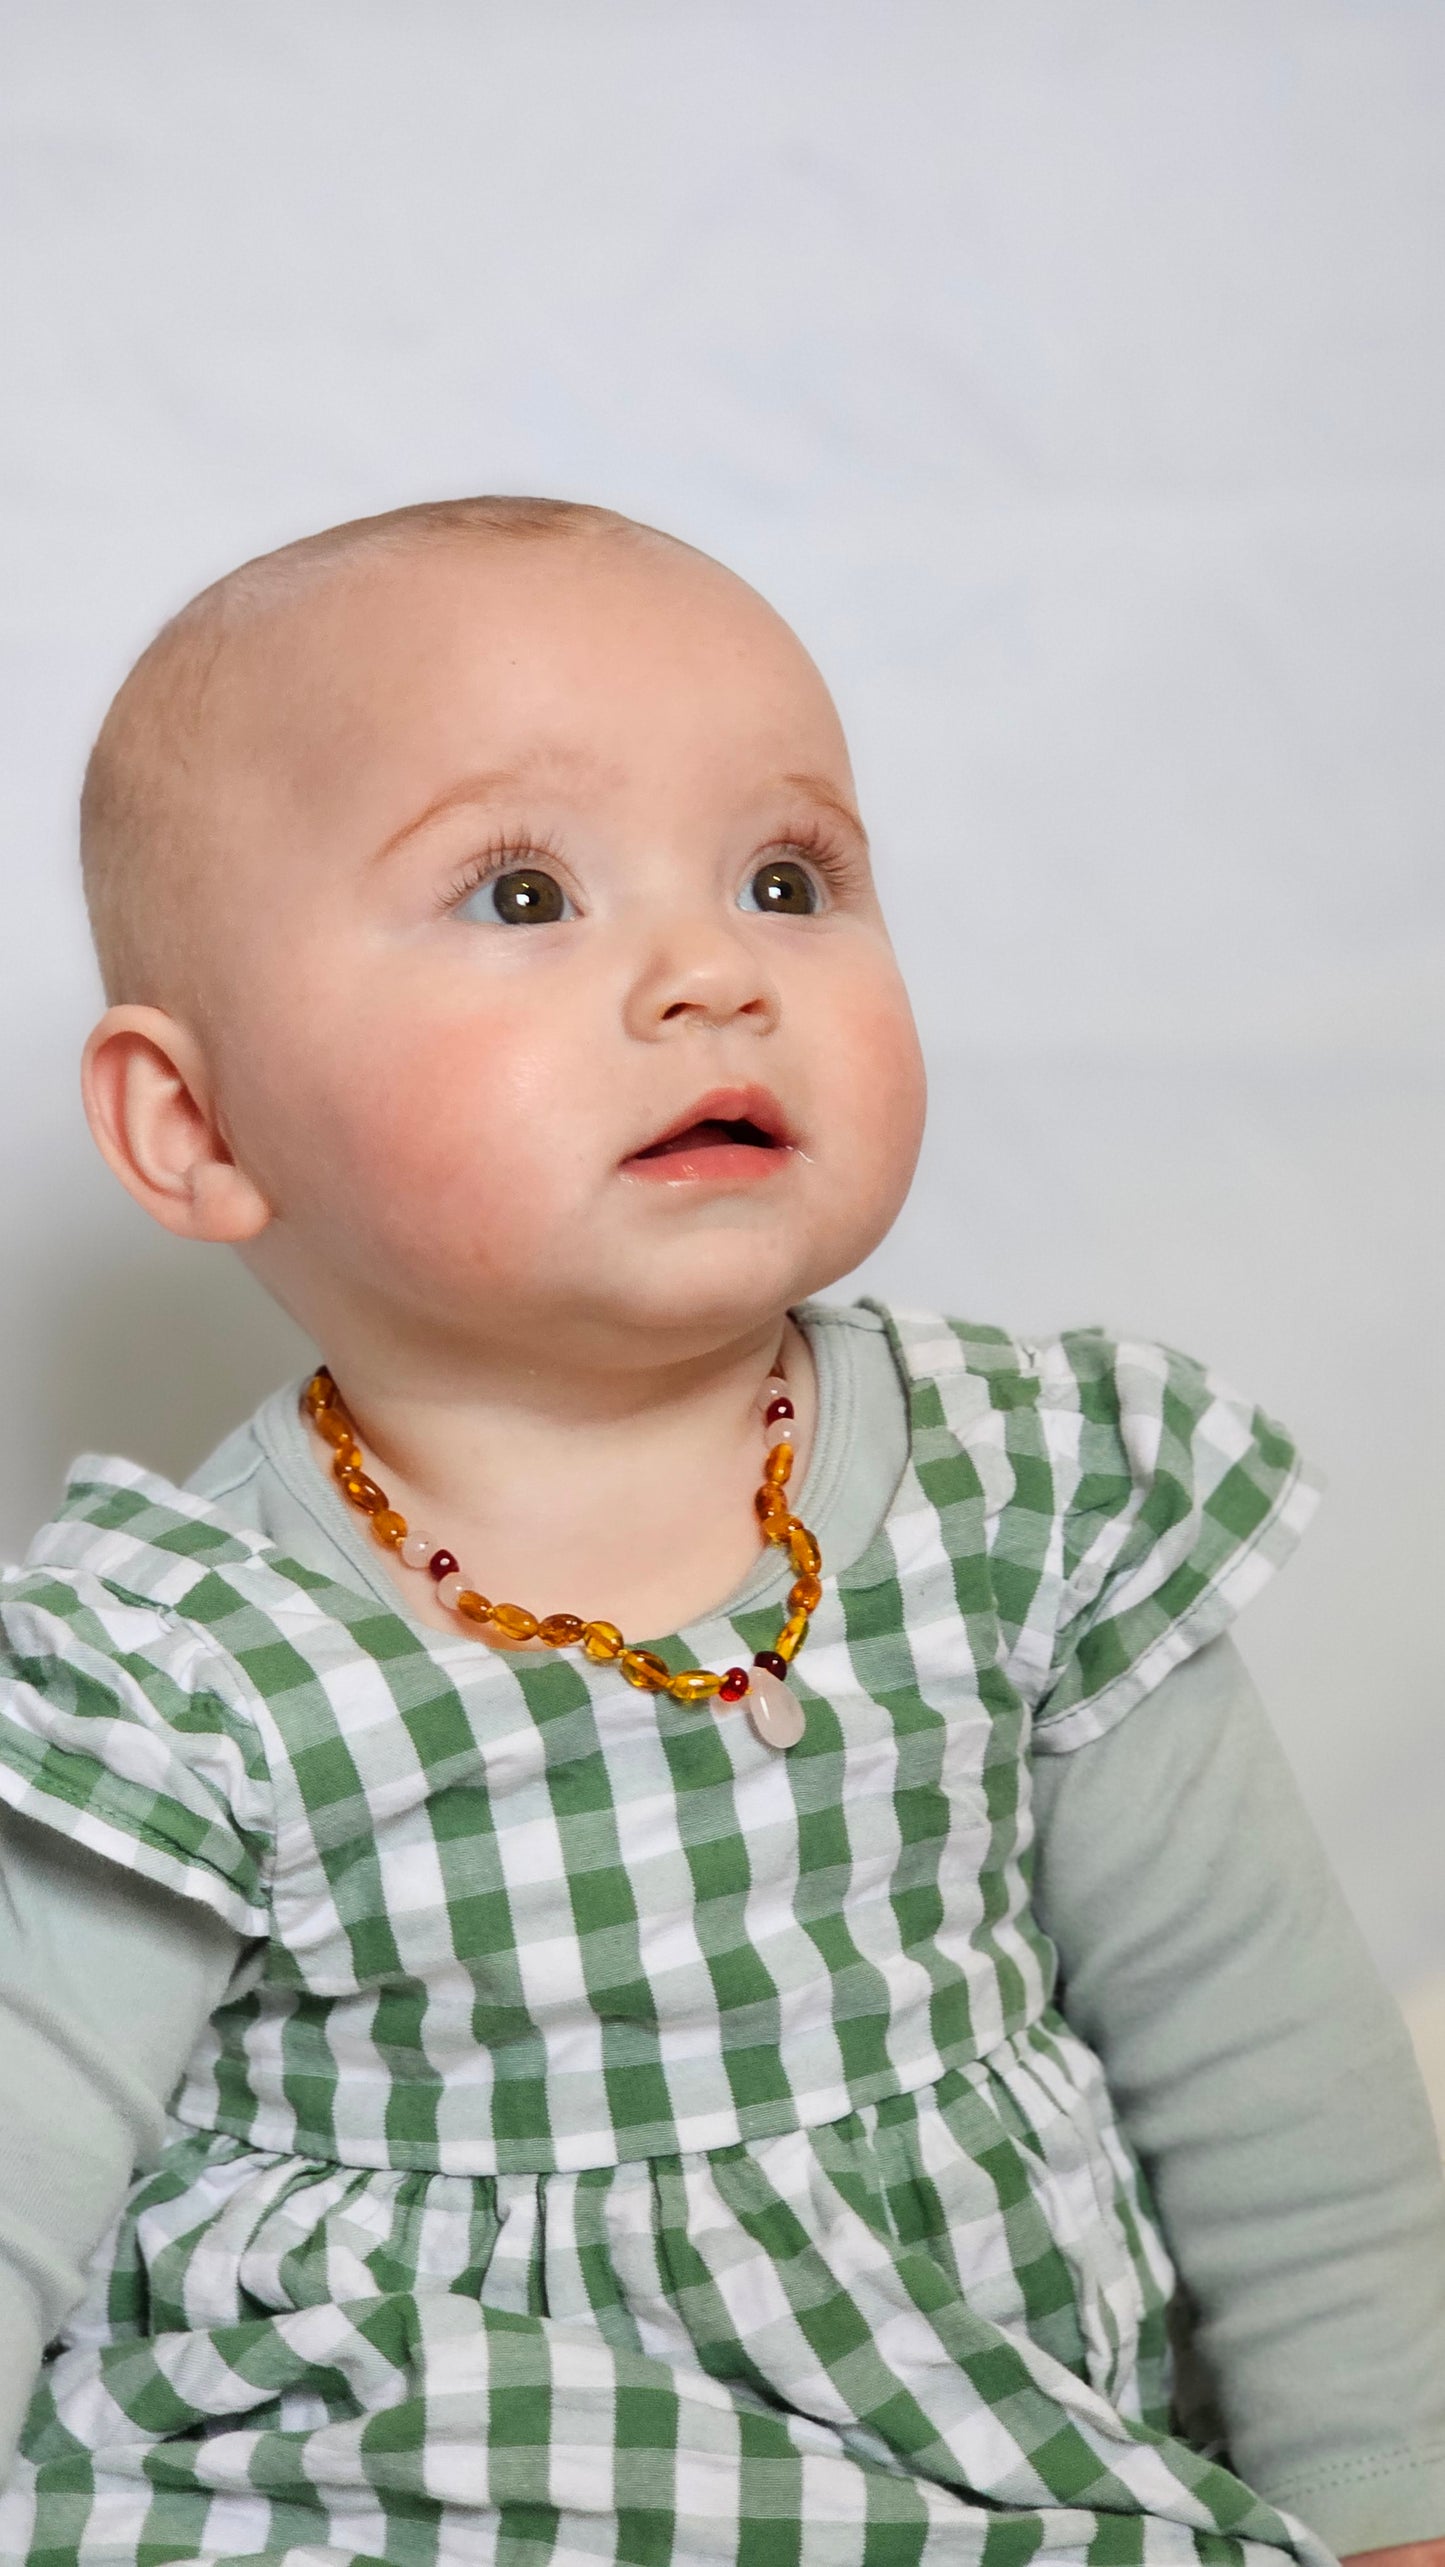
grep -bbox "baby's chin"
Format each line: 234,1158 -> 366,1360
393,1220 -> 862,1368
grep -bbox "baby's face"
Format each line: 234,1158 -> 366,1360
198,534 -> 927,1372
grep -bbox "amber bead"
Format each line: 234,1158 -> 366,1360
668,1668 -> 722,1705
764,1442 -> 793,1487
788,1572 -> 823,1615
775,1611 -> 810,1663
786,1520 -> 821,1576
754,1484 -> 789,1526
316,1407 -> 356,1450
456,1591 -> 492,1624
718,1666 -> 750,1702
304,1373 -> 336,1415
371,1509 -> 408,1549
489,1602 -> 540,1643
582,1619 -> 625,1662
339,1470 -> 388,1515
619,1647 -> 671,1693
538,1613 -> 587,1648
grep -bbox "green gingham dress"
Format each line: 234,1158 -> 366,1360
0,1304 -> 1330,2567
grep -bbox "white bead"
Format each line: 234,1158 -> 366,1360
756,1372 -> 788,1411
435,1571 -> 467,1611
763,1414 -> 792,1450
400,1532 -> 434,1571
745,1666 -> 806,1750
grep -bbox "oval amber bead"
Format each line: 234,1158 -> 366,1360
456,1591 -> 492,1624
371,1509 -> 408,1548
764,1442 -> 794,1486
339,1470 -> 388,1515
304,1373 -> 336,1415
582,1620 -> 625,1662
538,1612 -> 587,1648
788,1572 -> 823,1614
317,1408 -> 357,1449
775,1609 -> 810,1663
489,1603 -> 541,1643
619,1647 -> 672,1693
669,1667 -> 722,1704
539,1613 -> 585,1648
754,1484 -> 789,1526
786,1521 -> 821,1576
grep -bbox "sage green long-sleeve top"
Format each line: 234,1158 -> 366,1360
1,1300 -> 1443,2553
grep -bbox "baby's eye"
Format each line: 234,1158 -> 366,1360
457,866 -> 574,926
738,858 -> 822,917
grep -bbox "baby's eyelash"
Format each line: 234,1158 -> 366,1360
437,828 -> 571,915
767,820 -> 858,894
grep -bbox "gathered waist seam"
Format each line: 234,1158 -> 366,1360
170,2014 -> 1078,2182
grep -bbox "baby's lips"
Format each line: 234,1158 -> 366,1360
621,1082 -> 796,1164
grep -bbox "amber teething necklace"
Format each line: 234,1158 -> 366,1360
303,1355 -> 822,1751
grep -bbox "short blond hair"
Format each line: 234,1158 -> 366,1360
79,495 -> 676,1011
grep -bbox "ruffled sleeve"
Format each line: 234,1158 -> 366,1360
1027,1331 -> 1325,1755
0,1563 -> 272,1933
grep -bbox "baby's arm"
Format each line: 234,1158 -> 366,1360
1031,1632 -> 1445,2560
0,1805 -> 243,2472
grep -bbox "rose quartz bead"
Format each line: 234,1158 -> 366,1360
435,1571 -> 467,1611
744,1666 -> 806,1750
764,1415 -> 792,1450
400,1532 -> 435,1571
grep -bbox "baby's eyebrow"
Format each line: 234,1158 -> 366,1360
369,758 -> 869,869
370,750 -> 614,868
779,773 -> 870,848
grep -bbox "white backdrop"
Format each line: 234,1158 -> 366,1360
0,3 -> 1440,2004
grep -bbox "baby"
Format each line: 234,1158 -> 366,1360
0,496 -> 1441,2567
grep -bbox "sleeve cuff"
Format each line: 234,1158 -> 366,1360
1265,2445 -> 1445,2557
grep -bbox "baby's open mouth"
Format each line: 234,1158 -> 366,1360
620,1085 -> 795,1181
632,1116 -> 779,1160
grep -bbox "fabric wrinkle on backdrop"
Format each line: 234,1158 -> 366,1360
0,2 -> 1439,2116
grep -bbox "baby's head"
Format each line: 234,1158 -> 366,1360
80,500 -> 928,1383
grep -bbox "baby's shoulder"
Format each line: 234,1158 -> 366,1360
838,1295 -> 1324,1749
0,1456 -> 281,1934
849,1293 -> 1297,1462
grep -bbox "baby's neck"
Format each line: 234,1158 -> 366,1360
304,1313 -> 819,1646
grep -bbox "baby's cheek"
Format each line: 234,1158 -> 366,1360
829,972 -> 928,1186
281,993 -> 577,1284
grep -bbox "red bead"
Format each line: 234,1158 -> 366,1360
765,1395 -> 794,1425
753,1649 -> 787,1680
719,1666 -> 750,1701
428,1550 -> 460,1582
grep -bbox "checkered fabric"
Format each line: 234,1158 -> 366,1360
0,1304 -> 1327,2567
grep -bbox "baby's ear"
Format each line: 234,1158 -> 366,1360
80,1006 -> 272,1245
